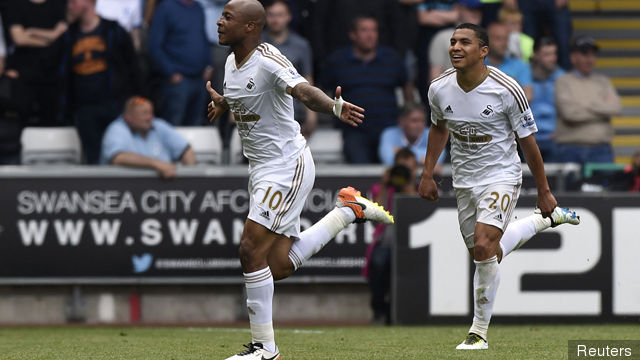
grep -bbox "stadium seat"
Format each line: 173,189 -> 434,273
229,128 -> 244,164
175,127 -> 223,165
308,128 -> 344,163
20,127 -> 83,165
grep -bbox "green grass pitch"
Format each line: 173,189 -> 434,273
0,324 -> 636,359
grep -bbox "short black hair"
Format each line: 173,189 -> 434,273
533,36 -> 556,53
455,23 -> 489,48
350,14 -> 377,32
264,0 -> 290,11
394,147 -> 416,163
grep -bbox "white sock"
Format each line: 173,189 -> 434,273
288,207 -> 355,270
469,255 -> 500,341
244,267 -> 276,353
499,214 -> 552,258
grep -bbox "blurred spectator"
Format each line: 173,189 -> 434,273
485,22 -> 533,101
62,0 -> 141,164
555,36 -> 622,164
194,0 -> 230,143
364,148 -> 418,325
313,0 -> 403,77
95,0 -> 143,51
195,0 -> 228,94
378,102 -> 445,169
414,0 -> 458,101
5,0 -> 67,127
517,0 -> 572,70
498,6 -> 533,62
263,0 -> 316,139
530,37 -> 563,162
480,0 -> 516,27
321,15 -> 411,164
626,150 -> 640,192
101,96 -> 195,178
148,0 -> 212,126
428,0 -> 483,81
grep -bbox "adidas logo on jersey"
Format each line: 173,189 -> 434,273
444,105 -> 453,114
493,213 -> 503,222
260,210 -> 270,220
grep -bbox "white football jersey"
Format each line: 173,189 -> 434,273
428,66 -> 537,188
223,43 -> 308,169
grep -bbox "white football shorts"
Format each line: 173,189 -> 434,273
455,182 -> 521,248
247,146 -> 315,238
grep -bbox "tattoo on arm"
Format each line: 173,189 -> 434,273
291,83 -> 333,114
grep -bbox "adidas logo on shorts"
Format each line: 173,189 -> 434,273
260,210 -> 270,220
445,105 -> 453,114
493,213 -> 503,222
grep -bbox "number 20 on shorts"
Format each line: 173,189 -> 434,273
489,191 -> 511,211
261,186 -> 283,210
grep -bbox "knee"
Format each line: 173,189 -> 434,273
473,237 -> 495,261
238,238 -> 265,272
271,265 -> 294,281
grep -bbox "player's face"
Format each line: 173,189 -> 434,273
126,103 -> 154,133
350,19 -> 378,53
217,2 -> 245,46
449,29 -> 487,70
266,2 -> 291,34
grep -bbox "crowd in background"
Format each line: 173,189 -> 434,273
0,0 -> 633,180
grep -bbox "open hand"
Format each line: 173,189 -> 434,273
335,86 -> 364,127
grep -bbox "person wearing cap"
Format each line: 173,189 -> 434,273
554,35 -> 622,164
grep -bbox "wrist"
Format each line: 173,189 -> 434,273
537,187 -> 551,195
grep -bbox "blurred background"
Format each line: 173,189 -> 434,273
0,0 -> 638,326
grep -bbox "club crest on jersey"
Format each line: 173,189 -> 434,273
246,78 -> 255,91
480,104 -> 494,118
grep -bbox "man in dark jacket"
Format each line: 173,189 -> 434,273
61,0 -> 140,164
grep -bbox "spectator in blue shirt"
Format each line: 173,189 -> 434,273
148,0 -> 212,126
485,21 -> 533,101
101,96 -> 195,178
530,37 -> 564,162
378,102 -> 445,169
321,15 -> 413,164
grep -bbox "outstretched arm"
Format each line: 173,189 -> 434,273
289,83 -> 364,127
518,134 -> 557,216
